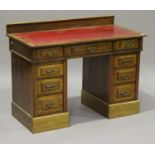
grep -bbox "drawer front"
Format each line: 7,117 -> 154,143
113,84 -> 135,102
34,47 -> 63,60
65,42 -> 112,57
114,68 -> 136,83
37,78 -> 63,95
36,94 -> 63,116
114,39 -> 139,51
114,54 -> 137,68
37,64 -> 63,78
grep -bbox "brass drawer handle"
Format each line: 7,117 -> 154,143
87,46 -> 97,53
46,52 -> 55,57
45,102 -> 54,108
125,42 -> 134,48
44,84 -> 56,90
119,91 -> 129,98
119,75 -> 131,80
119,59 -> 133,65
45,69 -> 56,75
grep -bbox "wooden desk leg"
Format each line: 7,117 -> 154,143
81,53 -> 140,118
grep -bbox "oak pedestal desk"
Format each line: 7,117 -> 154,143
6,16 -> 146,133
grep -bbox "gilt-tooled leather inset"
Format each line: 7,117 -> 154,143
12,25 -> 142,46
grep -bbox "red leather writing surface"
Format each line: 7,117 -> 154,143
14,25 -> 141,46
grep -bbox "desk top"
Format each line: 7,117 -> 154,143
8,25 -> 144,48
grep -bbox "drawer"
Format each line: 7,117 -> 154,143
37,63 -> 63,78
36,94 -> 63,116
114,68 -> 136,83
65,42 -> 112,57
114,39 -> 139,51
34,47 -> 63,60
113,84 -> 135,102
37,78 -> 63,95
114,54 -> 137,68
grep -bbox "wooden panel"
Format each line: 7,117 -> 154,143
63,60 -> 68,112
35,94 -> 63,116
34,47 -> 63,60
114,39 -> 139,51
65,42 -> 112,57
6,16 -> 114,34
12,53 -> 34,115
114,54 -> 137,68
135,52 -> 141,99
37,63 -> 63,78
81,90 -> 109,116
37,78 -> 63,96
114,68 -> 136,84
82,55 -> 110,102
113,84 -> 136,102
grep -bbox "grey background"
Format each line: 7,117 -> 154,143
0,10 -> 155,144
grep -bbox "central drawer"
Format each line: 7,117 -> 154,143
65,42 -> 112,57
35,94 -> 63,116
37,78 -> 63,96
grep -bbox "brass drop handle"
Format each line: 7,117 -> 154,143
46,69 -> 56,75
120,75 -> 131,80
46,52 -> 55,57
45,102 -> 54,108
122,60 -> 130,65
121,59 -> 133,65
125,42 -> 133,48
87,46 -> 97,53
45,84 -> 56,90
119,91 -> 129,97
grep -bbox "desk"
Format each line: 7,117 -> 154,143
6,16 -> 146,133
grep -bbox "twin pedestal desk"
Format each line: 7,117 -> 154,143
6,16 -> 146,133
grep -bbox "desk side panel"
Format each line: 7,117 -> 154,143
12,53 -> 34,115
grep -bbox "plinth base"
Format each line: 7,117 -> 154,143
81,90 -> 140,119
12,102 -> 70,133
